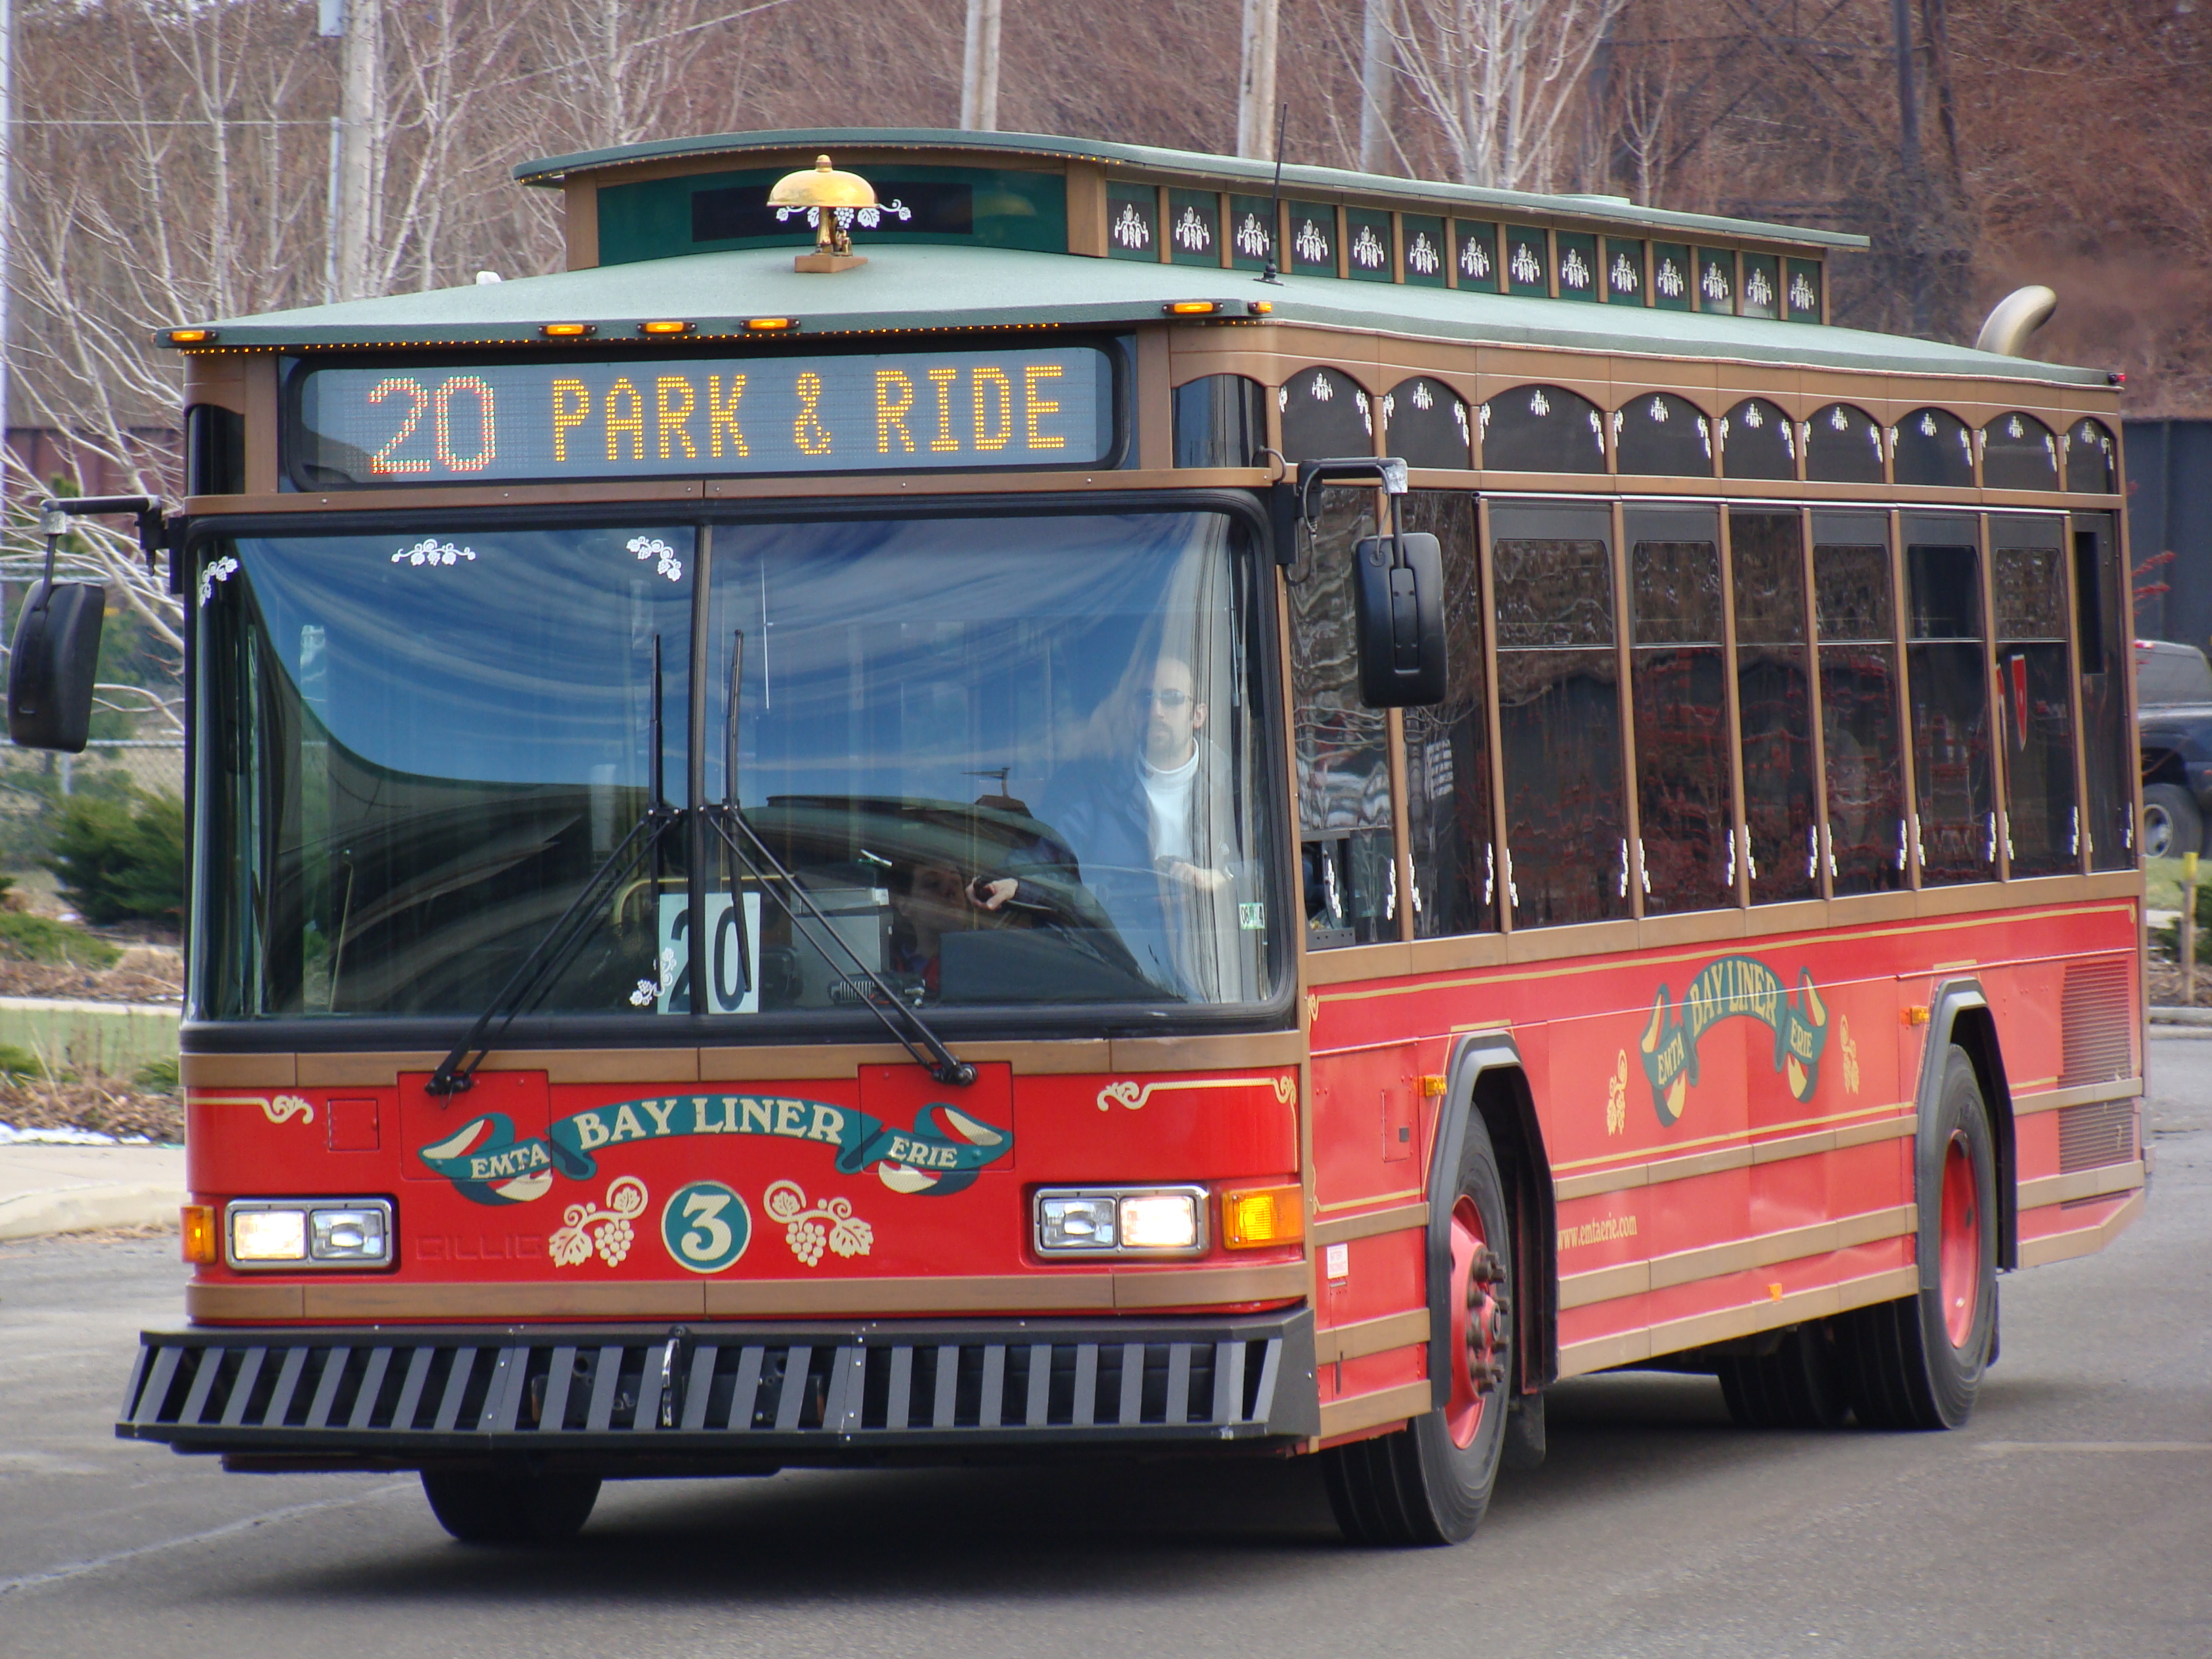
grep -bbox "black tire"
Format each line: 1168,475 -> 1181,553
1836,1044 -> 1998,1431
2143,783 -> 2203,860
1324,1109 -> 1512,1547
421,1470 -> 601,1544
1717,1323 -> 1851,1429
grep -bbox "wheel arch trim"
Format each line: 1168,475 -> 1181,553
1916,978 -> 2018,1272
1425,1033 -> 1557,1412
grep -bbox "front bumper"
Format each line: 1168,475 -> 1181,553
118,1309 -> 1319,1466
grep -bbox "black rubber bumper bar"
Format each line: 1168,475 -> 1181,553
118,1309 -> 1319,1456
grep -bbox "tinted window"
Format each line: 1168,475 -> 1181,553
1720,397 -> 1797,481
1982,413 -> 2059,492
1492,502 -> 1627,924
1614,392 -> 1714,478
1383,377 -> 1473,470
1481,384 -> 1607,474
1279,366 -> 1373,462
2067,419 -> 2117,494
1894,408 -> 1976,489
1814,513 -> 1908,895
1992,516 -> 2079,877
1293,489 -> 1394,945
1628,508 -> 1734,912
1805,403 -> 1886,484
2074,512 -> 2133,867
1173,375 -> 1268,468
1732,509 -> 1820,903
1401,493 -> 1496,937
1904,516 -> 1995,884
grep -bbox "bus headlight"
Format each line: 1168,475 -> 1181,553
1033,1187 -> 1206,1256
226,1199 -> 394,1269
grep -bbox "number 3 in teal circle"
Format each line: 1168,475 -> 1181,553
661,1180 -> 751,1273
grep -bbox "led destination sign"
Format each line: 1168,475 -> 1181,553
290,346 -> 1115,487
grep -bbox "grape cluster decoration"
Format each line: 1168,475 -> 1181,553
548,1175 -> 649,1268
764,1179 -> 874,1267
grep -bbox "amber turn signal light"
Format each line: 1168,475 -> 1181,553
181,1204 -> 218,1264
1220,1183 -> 1304,1249
165,328 -> 218,345
540,322 -> 596,338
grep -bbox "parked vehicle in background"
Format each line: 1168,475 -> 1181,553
2136,639 -> 2212,857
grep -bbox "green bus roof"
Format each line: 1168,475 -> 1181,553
173,240 -> 2103,387
512,127 -> 1869,255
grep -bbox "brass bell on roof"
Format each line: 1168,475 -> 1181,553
769,155 -> 877,272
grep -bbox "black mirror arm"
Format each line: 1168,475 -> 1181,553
1293,457 -> 1409,546
39,495 -> 170,579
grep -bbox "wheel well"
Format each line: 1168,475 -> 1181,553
1944,1006 -> 2018,1270
1470,1066 -> 1559,1390
2142,749 -> 2187,789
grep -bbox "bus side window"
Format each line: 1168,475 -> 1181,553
1730,508 -> 1820,903
1992,516 -> 2079,877
1401,491 -> 1496,937
1172,375 -> 1267,468
1904,514 -> 1996,884
1292,488 -> 1395,947
2072,512 -> 2135,868
1626,506 -> 1735,913
1490,500 -> 1629,926
1813,514 -> 1909,895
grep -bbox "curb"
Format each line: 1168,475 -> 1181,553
0,1182 -> 182,1242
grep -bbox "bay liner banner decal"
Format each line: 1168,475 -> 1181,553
417,1094 -> 1011,1207
1637,957 -> 1830,1126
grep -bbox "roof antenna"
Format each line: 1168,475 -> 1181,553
1258,102 -> 1288,286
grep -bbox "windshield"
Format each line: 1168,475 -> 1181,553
191,508 -> 1282,1025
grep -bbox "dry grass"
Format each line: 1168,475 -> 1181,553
0,1074 -> 182,1143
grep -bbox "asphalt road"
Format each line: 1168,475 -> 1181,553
3,1043 -> 2206,1659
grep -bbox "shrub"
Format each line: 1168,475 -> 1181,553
0,910 -> 121,968
41,790 -> 184,926
0,1042 -> 45,1077
133,1056 -> 180,1092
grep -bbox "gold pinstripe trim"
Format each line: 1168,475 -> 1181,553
1314,903 -> 2135,1006
1557,1204 -> 1916,1311
1311,1202 -> 1429,1246
1553,1112 -> 1916,1200
2017,1161 -> 2144,1210
1317,1379 -> 1435,1440
1558,1265 -> 1919,1376
2018,1191 -> 2144,1267
1315,1309 -> 1431,1366
2012,1078 -> 2142,1118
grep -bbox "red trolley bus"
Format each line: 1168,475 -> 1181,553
29,128 -> 2141,1547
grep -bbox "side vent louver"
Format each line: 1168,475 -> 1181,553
2058,958 -> 2133,1088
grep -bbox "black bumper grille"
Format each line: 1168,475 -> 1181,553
119,1311 -> 1318,1456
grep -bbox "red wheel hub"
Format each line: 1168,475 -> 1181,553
1445,1196 -> 1507,1449
1936,1129 -> 1980,1348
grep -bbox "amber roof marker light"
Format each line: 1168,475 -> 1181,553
769,154 -> 878,274
540,322 -> 596,338
163,328 -> 218,346
640,320 -> 694,336
744,317 -> 800,333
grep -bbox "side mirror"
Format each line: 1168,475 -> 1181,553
1353,532 -> 1446,707
8,581 -> 106,752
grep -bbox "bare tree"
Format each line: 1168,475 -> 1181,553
1382,0 -> 1627,191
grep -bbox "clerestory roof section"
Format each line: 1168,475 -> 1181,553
510,127 -> 1869,255
167,241 -> 2103,386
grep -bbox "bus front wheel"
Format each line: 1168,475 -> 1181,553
1323,1107 -> 1512,1547
1835,1044 -> 1999,1430
421,1469 -> 601,1544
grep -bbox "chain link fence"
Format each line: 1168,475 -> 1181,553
0,739 -> 184,875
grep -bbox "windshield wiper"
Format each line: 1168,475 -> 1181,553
717,627 -> 973,1087
705,804 -> 976,1088
426,635 -> 678,1098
